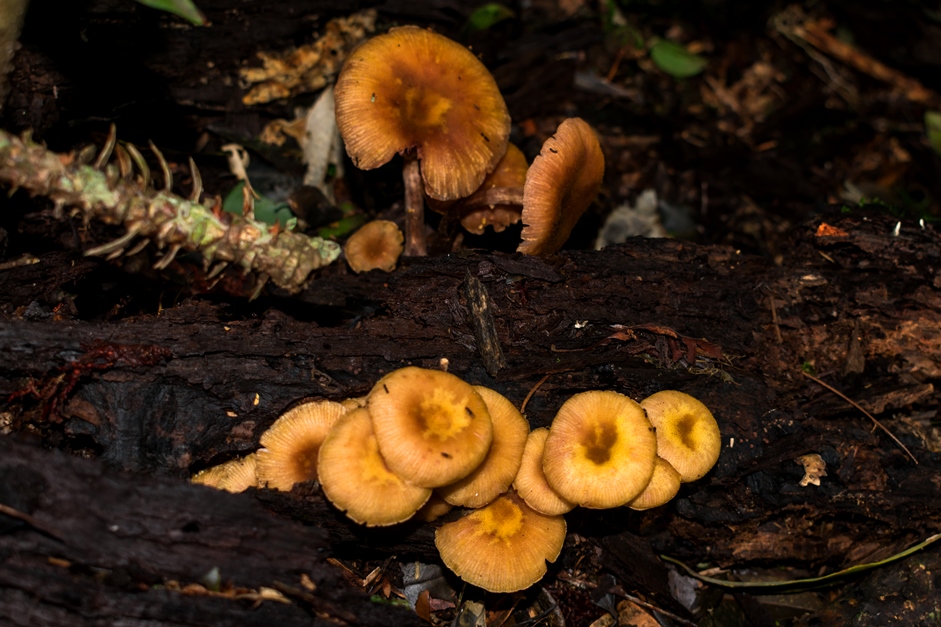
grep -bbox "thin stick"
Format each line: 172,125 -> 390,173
520,373 -> 551,415
801,370 -> 917,464
0,502 -> 64,542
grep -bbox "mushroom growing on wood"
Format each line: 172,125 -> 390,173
191,453 -> 259,493
542,390 -> 657,508
435,491 -> 566,593
518,118 -> 605,255
512,427 -> 575,516
366,366 -> 493,488
256,399 -> 347,491
640,390 -> 721,483
318,407 -> 431,526
436,385 -> 529,508
626,456 -> 682,511
344,219 -> 404,273
335,26 -> 510,256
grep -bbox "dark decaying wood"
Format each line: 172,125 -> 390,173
1,210 -> 940,623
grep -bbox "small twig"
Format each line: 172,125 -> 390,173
0,502 -> 65,542
801,370 -> 918,464
520,373 -> 552,415
767,292 -> 783,345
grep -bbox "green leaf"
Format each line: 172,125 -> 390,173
222,181 -> 295,228
925,110 -> 941,156
649,39 -> 707,79
465,3 -> 515,33
135,0 -> 207,26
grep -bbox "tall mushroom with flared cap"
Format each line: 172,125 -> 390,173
335,26 -> 510,256
518,118 -> 604,255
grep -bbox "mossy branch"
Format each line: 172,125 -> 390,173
0,129 -> 341,293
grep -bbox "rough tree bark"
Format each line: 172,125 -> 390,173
1,210 -> 939,625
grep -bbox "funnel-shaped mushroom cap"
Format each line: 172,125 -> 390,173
335,26 -> 511,201
437,386 -> 530,508
512,427 -> 575,516
627,455 -> 682,511
518,118 -> 605,255
191,453 -> 259,493
256,400 -> 347,491
318,408 -> 431,526
435,491 -> 566,593
345,220 -> 404,273
640,390 -> 721,482
543,391 -> 657,508
366,367 -> 493,488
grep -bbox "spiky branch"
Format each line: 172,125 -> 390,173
0,128 -> 341,293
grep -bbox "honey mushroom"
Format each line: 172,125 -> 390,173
366,366 -> 494,488
317,407 -> 431,526
626,456 -> 682,511
512,427 -> 575,516
255,399 -> 347,491
435,491 -> 566,593
191,453 -> 259,493
640,390 -> 722,483
344,219 -> 404,273
334,26 -> 510,256
542,390 -> 658,508
436,385 -> 530,508
518,117 -> 605,256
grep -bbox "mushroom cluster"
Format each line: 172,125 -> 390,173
333,26 -> 605,259
192,366 -> 721,595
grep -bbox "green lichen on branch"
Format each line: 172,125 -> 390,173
0,129 -> 341,293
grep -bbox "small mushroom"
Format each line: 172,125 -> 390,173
436,385 -> 530,508
542,390 -> 657,508
318,407 -> 431,526
512,427 -> 575,516
435,491 -> 566,593
335,26 -> 510,256
344,219 -> 404,273
191,453 -> 259,493
415,493 -> 454,523
366,366 -> 493,488
626,456 -> 682,511
518,118 -> 605,256
256,400 -> 347,491
640,390 -> 721,483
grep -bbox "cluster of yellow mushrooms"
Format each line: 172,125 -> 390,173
192,366 -> 721,594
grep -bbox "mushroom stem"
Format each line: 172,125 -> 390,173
402,157 -> 427,256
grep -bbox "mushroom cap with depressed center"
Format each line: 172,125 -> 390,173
437,386 -> 530,508
543,390 -> 657,508
191,453 -> 259,493
344,220 -> 404,273
512,427 -> 575,516
640,390 -> 721,483
627,456 -> 682,511
435,491 -> 566,593
334,26 -> 510,201
256,400 -> 347,491
518,118 -> 605,255
318,408 -> 431,526
366,366 -> 493,488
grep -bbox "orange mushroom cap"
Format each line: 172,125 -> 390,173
344,220 -> 404,273
518,118 -> 605,255
542,390 -> 657,508
191,453 -> 259,494
640,390 -> 721,483
627,455 -> 682,511
435,491 -> 566,593
366,366 -> 493,488
256,400 -> 347,491
458,142 -> 528,234
437,385 -> 530,508
318,408 -> 431,526
512,427 -> 575,516
334,26 -> 510,201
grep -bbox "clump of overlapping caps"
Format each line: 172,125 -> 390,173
333,26 -> 605,258
192,367 -> 721,594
